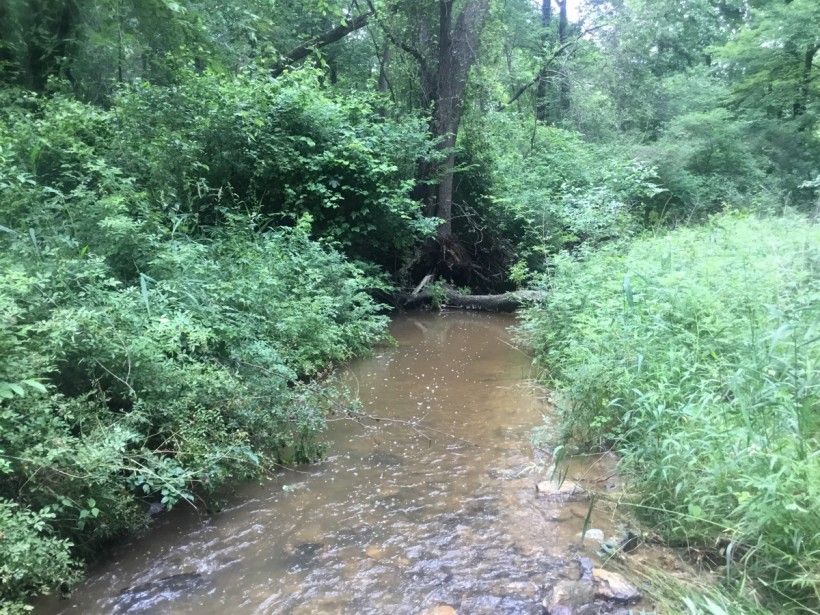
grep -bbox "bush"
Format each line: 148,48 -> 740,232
458,112 -> 661,280
109,68 -> 437,268
520,213 -> 820,610
0,84 -> 390,607
636,108 -> 766,217
0,499 -> 78,613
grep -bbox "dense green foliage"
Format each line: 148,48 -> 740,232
521,214 -> 819,610
0,0 -> 818,611
109,70 -> 437,267
460,114 -> 661,278
0,86 -> 390,611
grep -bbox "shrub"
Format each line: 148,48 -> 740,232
458,112 -> 661,278
0,84 -> 390,607
520,213 -> 820,610
109,68 -> 437,268
636,108 -> 766,217
0,499 -> 78,613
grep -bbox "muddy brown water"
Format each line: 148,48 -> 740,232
37,312 -> 631,615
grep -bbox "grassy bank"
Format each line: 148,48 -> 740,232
520,213 -> 819,611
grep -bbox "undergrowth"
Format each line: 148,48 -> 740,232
0,81 -> 390,611
521,213 -> 820,612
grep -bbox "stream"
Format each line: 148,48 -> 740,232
37,311 -> 643,614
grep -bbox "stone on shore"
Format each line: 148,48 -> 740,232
577,528 -> 605,543
592,568 -> 642,603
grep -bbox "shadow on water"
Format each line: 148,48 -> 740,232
37,311 -> 641,615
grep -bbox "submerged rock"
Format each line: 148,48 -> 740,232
147,501 -> 166,518
115,572 -> 204,613
486,465 -> 530,480
363,451 -> 405,467
535,480 -> 588,502
283,541 -> 325,570
545,510 -> 573,522
592,568 -> 641,603
421,605 -> 457,615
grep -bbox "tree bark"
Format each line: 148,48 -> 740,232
377,41 -> 391,93
556,0 -> 570,120
432,0 -> 490,238
535,0 -> 552,122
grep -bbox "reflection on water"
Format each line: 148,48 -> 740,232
37,312 -> 625,614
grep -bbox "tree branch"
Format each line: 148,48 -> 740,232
499,24 -> 604,110
271,11 -> 373,77
505,74 -> 541,108
364,0 -> 431,82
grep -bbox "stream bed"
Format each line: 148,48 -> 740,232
38,312 -> 650,614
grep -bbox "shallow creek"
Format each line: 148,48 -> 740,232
38,311 -> 641,614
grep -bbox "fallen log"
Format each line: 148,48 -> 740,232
393,287 -> 544,312
412,273 -> 435,296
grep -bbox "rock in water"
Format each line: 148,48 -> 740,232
421,605 -> 457,615
543,579 -> 594,614
577,528 -> 605,543
592,568 -> 642,603
115,572 -> 204,612
535,479 -> 588,502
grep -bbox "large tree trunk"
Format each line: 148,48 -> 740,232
367,0 -> 489,252
794,42 -> 818,119
556,0 -> 570,120
535,0 -> 552,122
431,0 -> 490,239
393,285 -> 544,312
377,41 -> 391,93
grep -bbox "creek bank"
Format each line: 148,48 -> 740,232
36,312 -> 670,614
527,468 -> 649,614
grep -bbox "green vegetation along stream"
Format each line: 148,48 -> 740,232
37,311 -> 643,614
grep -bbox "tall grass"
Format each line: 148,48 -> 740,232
520,213 -> 819,611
